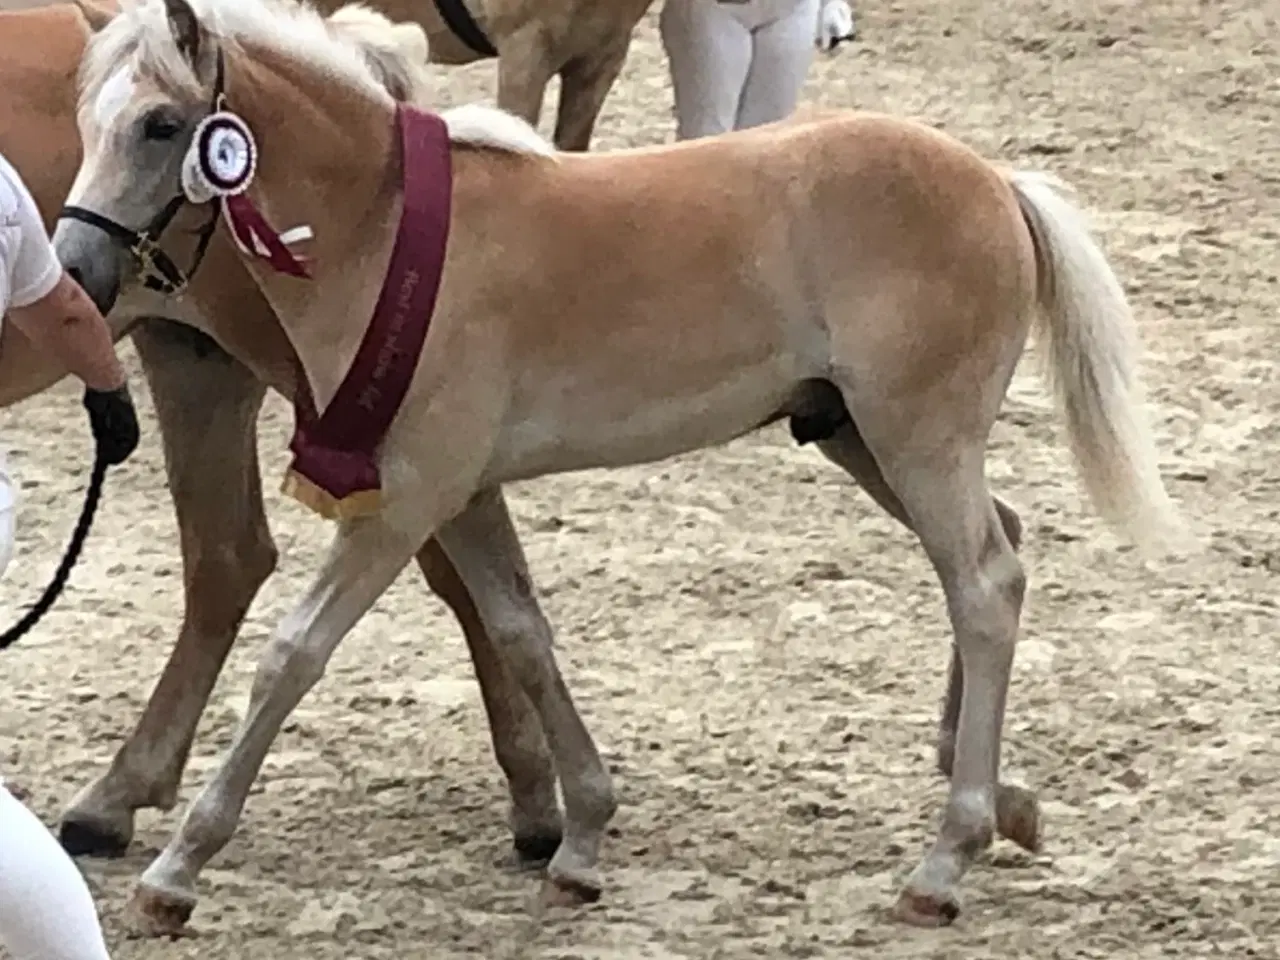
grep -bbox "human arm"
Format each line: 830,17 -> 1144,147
7,271 -> 127,392
2,171 -> 139,465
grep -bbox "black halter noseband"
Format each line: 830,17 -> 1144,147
58,52 -> 227,296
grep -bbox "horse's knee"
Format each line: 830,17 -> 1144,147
185,532 -> 277,632
252,626 -> 328,700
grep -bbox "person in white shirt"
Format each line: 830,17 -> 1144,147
660,0 -> 857,141
0,150 -> 140,959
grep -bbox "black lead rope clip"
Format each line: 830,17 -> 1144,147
0,448 -> 109,651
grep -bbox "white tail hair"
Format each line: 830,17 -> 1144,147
1008,170 -> 1184,553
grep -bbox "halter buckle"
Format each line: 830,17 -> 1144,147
131,234 -> 160,266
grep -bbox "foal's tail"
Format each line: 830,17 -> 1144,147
1007,170 -> 1182,552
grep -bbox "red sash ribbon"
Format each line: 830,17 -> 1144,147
280,105 -> 453,519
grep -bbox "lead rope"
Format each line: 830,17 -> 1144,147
0,449 -> 108,650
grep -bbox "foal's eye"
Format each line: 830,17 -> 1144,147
140,108 -> 183,141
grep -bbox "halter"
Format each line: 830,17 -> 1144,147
58,51 -> 228,297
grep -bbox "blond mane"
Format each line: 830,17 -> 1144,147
78,0 -> 554,157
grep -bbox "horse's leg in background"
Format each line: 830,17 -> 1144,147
733,0 -> 817,130
659,0 -> 753,140
812,417 -> 1038,851
551,12 -> 644,152
59,320 -> 278,856
434,489 -> 615,904
416,542 -> 564,864
495,28 -> 557,133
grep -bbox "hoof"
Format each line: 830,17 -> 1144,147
512,830 -> 562,868
893,888 -> 960,928
59,816 -> 132,858
540,872 -> 602,907
124,884 -> 197,939
996,784 -> 1042,853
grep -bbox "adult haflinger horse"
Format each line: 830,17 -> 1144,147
56,0 -> 1180,931
1,0 -> 653,151
350,0 -> 655,150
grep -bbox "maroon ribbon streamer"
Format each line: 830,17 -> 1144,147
224,193 -> 312,279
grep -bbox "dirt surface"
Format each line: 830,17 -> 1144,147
2,0 -> 1279,957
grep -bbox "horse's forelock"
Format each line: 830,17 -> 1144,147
77,0 -> 207,121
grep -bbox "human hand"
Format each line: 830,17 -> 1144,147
83,384 -> 141,466
816,0 -> 856,53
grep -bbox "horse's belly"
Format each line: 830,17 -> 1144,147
488,364 -> 797,483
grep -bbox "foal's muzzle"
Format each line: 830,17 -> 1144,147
52,220 -> 125,317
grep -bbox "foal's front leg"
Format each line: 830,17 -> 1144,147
126,510 -> 434,937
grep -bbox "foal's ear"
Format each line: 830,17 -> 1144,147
73,0 -> 117,33
163,0 -> 206,67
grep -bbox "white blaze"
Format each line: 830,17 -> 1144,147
93,67 -> 136,128
66,68 -> 137,206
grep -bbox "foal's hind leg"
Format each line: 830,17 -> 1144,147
61,322 -> 276,856
416,542 -> 563,864
816,425 -> 1039,854
937,497 -> 1022,778
864,440 -> 1024,925
435,489 -> 615,904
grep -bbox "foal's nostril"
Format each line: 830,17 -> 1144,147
66,265 -> 85,289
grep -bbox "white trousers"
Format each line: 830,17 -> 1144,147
0,460 -> 110,958
660,0 -> 821,140
0,783 -> 112,960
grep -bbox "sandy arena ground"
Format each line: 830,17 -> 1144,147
1,0 -> 1278,957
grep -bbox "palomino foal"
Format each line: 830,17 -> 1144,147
57,0 -> 1179,931
3,3 -> 982,899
